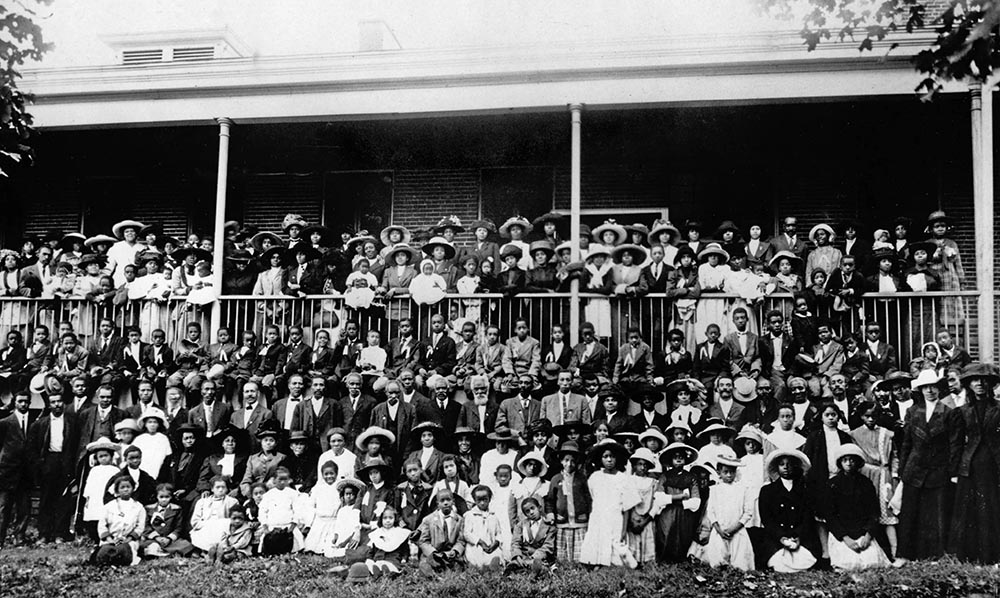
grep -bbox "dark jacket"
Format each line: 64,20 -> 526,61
899,400 -> 953,488
949,400 -> 1000,478
545,471 -> 591,524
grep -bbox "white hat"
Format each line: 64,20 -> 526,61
808,223 -> 836,244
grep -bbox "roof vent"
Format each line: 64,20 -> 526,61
121,48 -> 165,65
102,28 -> 252,66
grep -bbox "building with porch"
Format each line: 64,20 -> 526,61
4,1 -> 996,363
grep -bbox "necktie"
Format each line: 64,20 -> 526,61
439,399 -> 446,411
522,398 -> 529,411
21,415 -> 26,437
206,405 -> 215,435
561,395 -> 567,424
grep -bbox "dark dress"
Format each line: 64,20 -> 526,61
654,466 -> 701,562
896,400 -> 952,560
757,477 -> 820,568
948,399 -> 1000,562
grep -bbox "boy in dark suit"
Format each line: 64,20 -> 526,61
694,323 -> 730,396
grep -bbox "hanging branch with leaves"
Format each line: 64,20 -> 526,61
0,0 -> 53,178
757,0 -> 1000,98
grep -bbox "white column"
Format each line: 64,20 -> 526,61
970,84 -> 994,362
210,117 -> 233,334
569,104 -> 583,345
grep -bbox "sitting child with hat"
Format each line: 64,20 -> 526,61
688,448 -> 755,571
824,444 -> 891,571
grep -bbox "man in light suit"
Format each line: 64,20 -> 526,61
502,318 -> 541,383
540,371 -> 591,427
186,379 -> 232,438
706,375 -> 748,432
0,394 -> 32,546
292,375 -> 343,450
458,375 -> 499,435
495,374 -> 542,436
474,326 -> 506,392
369,380 -> 416,463
418,489 -> 466,575
231,381 -> 274,451
722,307 -> 762,380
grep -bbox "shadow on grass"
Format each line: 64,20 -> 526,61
1,545 -> 998,598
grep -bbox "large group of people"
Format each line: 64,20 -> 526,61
0,208 -> 987,581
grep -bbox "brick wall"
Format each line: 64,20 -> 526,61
391,169 -> 480,240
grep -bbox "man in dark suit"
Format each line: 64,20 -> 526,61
28,394 -> 78,542
0,331 -> 28,401
292,375 -> 343,450
370,380 -> 417,463
419,314 -> 457,381
839,220 -> 872,274
495,374 -> 542,437
385,318 -> 423,380
64,375 -> 93,415
824,256 -> 867,312
0,394 -> 32,546
280,325 -> 313,387
339,373 -> 377,444
186,379 -> 232,438
758,310 -> 799,400
272,373 -> 308,432
117,326 -> 149,404
332,321 -> 363,386
863,323 -> 897,380
88,317 -> 126,391
231,380 -> 274,452
458,375 -> 499,435
76,384 -> 125,458
769,216 -> 810,266
694,323 -> 730,397
126,380 -> 159,420
637,244 -> 672,294
706,376 -> 748,432
415,375 -> 463,442
163,386 -> 189,430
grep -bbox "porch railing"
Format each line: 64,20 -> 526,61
0,292 -> 977,366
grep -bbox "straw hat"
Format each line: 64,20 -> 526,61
385,243 -> 419,264
357,456 -> 392,481
555,240 -> 574,255
658,442 -> 697,467
733,377 -> 758,404
638,427 -> 668,448
498,216 -> 532,238
585,243 -> 611,261
808,223 -> 836,244
528,240 -> 555,259
649,219 -> 680,244
623,223 -> 650,242
768,250 -> 802,268
735,425 -> 765,447
379,225 -> 412,247
629,447 -> 658,467
250,231 -> 283,253
84,234 -> 116,248
716,452 -> 744,469
764,448 -> 811,477
591,220 -> 627,245
516,451 -> 549,478
346,233 -> 378,254
433,215 -> 465,235
421,237 -> 457,260
336,478 -> 366,495
557,440 -> 583,458
910,369 -> 948,392
468,219 -> 497,234
926,210 -> 952,227
833,443 -> 866,467
355,426 -> 397,451
138,407 -> 167,428
59,232 -> 87,251
697,242 -> 729,263
697,420 -> 735,440
111,219 -> 146,240
86,437 -> 121,456
114,418 -> 140,434
281,214 -> 307,232
499,243 -> 523,261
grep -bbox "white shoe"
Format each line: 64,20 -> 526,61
891,557 -> 909,568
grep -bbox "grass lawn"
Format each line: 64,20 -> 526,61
2,544 -> 999,598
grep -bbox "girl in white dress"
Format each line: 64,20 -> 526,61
303,461 -> 343,554
736,426 -> 767,527
582,245 -> 614,338
93,476 -> 146,566
81,439 -> 122,541
132,408 -> 172,479
463,485 -> 505,568
409,259 -> 447,306
487,464 -> 516,559
695,243 -> 731,344
689,452 -> 755,571
344,259 -> 379,310
512,452 -> 550,521
190,477 -> 240,551
579,441 -> 642,568
326,478 -> 363,559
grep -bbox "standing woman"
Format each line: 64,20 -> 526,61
893,369 -> 953,566
947,363 -> 1000,563
925,210 -> 966,328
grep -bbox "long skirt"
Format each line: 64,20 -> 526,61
828,535 -> 890,571
655,504 -> 699,563
689,528 -> 755,571
948,446 -> 1000,563
555,525 -> 587,562
896,483 -> 948,560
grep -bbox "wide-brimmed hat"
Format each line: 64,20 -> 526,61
623,223 -> 650,241
649,219 -> 680,244
673,245 -> 696,264
664,421 -> 693,437
411,420 -> 444,439
59,233 -> 87,250
134,250 -> 164,268
765,448 -> 812,477
172,246 -> 212,264
301,225 -> 334,247
346,233 -> 378,255
421,237 -> 457,260
516,451 -> 549,478
659,442 -> 697,466
735,425 -> 765,447
873,370 -> 913,392
288,430 -> 311,444
528,240 -> 555,259
256,419 -> 284,440
211,424 -> 251,455
665,378 -> 707,401
111,219 -> 146,240
287,244 -> 321,263
629,447 -> 658,468
138,407 -> 167,428
591,220 -> 627,246
638,427 -> 668,448
871,247 -> 897,262
250,232 -> 283,253
336,478 -> 366,495
499,216 -> 532,238
532,212 -> 564,229
808,223 -> 836,244
468,219 -> 497,234
557,440 -> 583,458
632,382 -> 665,403
697,242 -> 729,263
554,240 -> 574,255
138,223 -> 162,239
379,225 -> 412,247
281,213 -> 307,232
960,362 -> 1000,385
716,452 -> 744,469
768,250 -> 802,268
226,249 -> 254,264
697,420 -> 735,440
174,423 -> 205,438
911,369 -> 947,391
585,243 -> 611,262
84,234 -> 117,248
907,240 -> 937,257
355,426 -> 396,451
486,426 -> 519,443
714,220 -> 740,238
86,437 -> 122,456
610,243 -> 647,264
384,243 -> 419,264
733,377 -> 758,404
433,215 -> 465,235
115,418 -> 140,434
926,210 -> 952,227
259,246 -> 286,266
77,253 -> 107,268
498,243 -> 524,261
552,420 -> 590,439
453,426 -> 485,443
586,440 -> 630,471
357,456 -> 392,481
833,443 -> 866,467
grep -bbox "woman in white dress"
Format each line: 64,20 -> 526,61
579,441 -> 642,568
695,243 -> 731,344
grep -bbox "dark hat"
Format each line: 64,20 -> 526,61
960,362 -> 1000,385
226,249 -> 254,263
211,425 -> 251,456
138,223 -> 162,239
486,426 -> 519,443
301,225 -> 334,247
632,382 -> 664,403
172,247 -> 212,264
286,244 -> 321,263
908,240 -> 937,257
871,247 -> 897,262
528,240 -> 555,258
175,423 -> 205,437
288,430 -> 310,443
411,421 -> 443,437
250,232 -> 283,253
256,420 -> 284,440
893,216 -> 913,228
357,456 -> 392,481
499,244 -> 523,261
525,418 -> 553,437
552,420 -> 591,439
557,440 -> 583,458
714,220 -> 740,237
134,250 -> 164,267
260,246 -> 285,265
683,219 -> 703,232
77,253 -> 107,268
468,219 -> 497,234
433,215 -> 465,235
531,212 -> 564,228
59,233 -> 87,251
586,440 -> 630,471
673,245 -> 696,264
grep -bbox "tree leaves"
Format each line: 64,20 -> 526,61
0,0 -> 50,179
